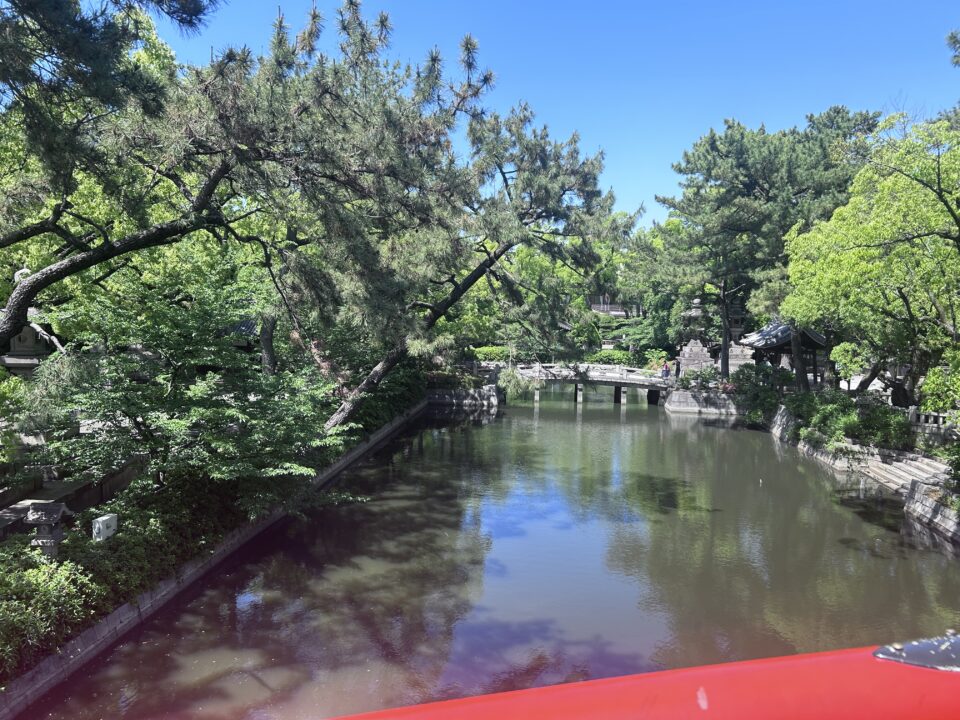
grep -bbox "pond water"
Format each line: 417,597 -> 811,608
32,389 -> 960,719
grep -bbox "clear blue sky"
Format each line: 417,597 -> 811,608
156,1 -> 960,225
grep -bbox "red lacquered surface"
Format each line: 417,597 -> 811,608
336,647 -> 960,720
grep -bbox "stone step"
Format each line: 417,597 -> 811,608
899,463 -> 948,486
899,464 -> 939,483
897,461 -> 951,486
860,465 -> 911,495
907,456 -> 951,476
867,460 -> 920,485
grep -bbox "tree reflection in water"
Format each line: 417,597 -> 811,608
32,395 -> 960,720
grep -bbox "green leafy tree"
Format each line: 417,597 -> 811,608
0,0 -> 216,180
657,107 -> 877,378
21,240 -> 342,504
783,118 -> 960,405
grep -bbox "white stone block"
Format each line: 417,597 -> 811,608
92,513 -> 118,542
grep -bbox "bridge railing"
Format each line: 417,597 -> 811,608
509,362 -> 672,385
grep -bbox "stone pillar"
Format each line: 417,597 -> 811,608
613,386 -> 623,404
647,388 -> 661,405
574,384 -> 583,403
533,388 -> 540,404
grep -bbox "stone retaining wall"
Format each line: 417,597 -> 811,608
769,405 -> 798,442
664,389 -> 739,416
0,399 -> 429,720
426,384 -> 500,409
905,481 -> 960,545
770,404 -> 959,547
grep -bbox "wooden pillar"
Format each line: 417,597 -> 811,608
613,386 -> 623,404
647,388 -> 661,406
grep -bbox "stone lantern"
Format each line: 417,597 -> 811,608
681,298 -> 707,342
25,502 -> 72,559
678,298 -> 715,378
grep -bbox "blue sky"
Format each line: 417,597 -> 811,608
156,1 -> 960,225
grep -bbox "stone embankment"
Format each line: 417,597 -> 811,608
663,389 -> 739,416
769,404 -> 958,546
426,384 -> 501,409
905,482 -> 960,545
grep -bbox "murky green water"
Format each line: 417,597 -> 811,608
32,390 -> 960,719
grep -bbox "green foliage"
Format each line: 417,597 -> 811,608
425,369 -> 485,390
0,368 -> 24,464
936,444 -> 960,487
676,366 -> 720,390
784,119 -> 960,403
729,364 -> 780,425
585,349 -> 633,365
784,390 -> 913,450
921,350 -> 960,418
830,342 -> 871,382
473,345 -> 513,363
0,541 -> 106,679
496,367 -> 537,396
351,363 -> 427,432
658,107 -> 878,373
643,348 -> 669,370
0,366 -> 417,684
20,245 -> 341,502
0,2 -> 209,180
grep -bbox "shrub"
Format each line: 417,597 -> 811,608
585,349 -> 633,365
784,390 -> 912,450
643,348 -> 669,370
854,399 -> 913,450
472,345 -> 512,363
677,366 -> 719,390
729,364 -> 780,425
0,369 -> 24,464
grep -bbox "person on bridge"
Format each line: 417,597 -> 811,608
661,362 -> 670,380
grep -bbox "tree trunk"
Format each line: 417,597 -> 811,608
260,313 -> 278,375
324,238 -> 518,431
720,303 -> 730,379
854,362 -> 882,395
790,326 -> 810,392
323,344 -> 408,430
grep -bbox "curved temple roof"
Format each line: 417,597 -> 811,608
739,321 -> 826,351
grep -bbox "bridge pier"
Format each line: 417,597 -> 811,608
647,388 -> 661,406
613,386 -> 623,404
534,388 -> 540,404
574,384 -> 584,403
